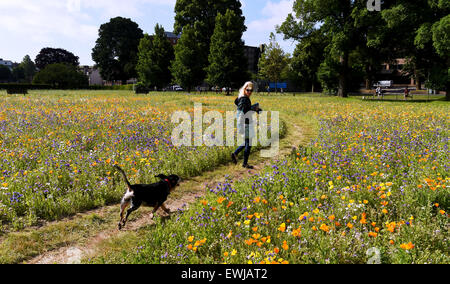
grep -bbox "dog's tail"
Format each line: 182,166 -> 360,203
114,165 -> 132,191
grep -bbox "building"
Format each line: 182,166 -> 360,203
378,58 -> 415,86
164,32 -> 181,46
0,59 -> 13,70
149,31 -> 181,46
79,65 -> 104,86
244,45 -> 264,75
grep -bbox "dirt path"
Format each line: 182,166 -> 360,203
26,122 -> 304,264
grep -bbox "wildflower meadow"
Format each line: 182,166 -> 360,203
0,91 -> 448,264
0,91 -> 240,229
87,94 -> 449,264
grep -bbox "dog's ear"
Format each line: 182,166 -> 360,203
155,174 -> 168,180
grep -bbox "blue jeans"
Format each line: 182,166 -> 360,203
234,138 -> 251,165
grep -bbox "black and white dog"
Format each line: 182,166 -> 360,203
114,165 -> 180,230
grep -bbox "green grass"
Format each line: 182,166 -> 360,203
83,93 -> 449,264
0,90 -> 448,264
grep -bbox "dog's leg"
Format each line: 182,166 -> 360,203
118,200 -> 131,230
121,200 -> 142,229
150,203 -> 160,219
161,203 -> 171,215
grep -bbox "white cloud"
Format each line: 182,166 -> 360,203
0,0 -> 175,64
0,0 -> 294,64
244,0 -> 295,53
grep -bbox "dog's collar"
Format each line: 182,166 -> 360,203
164,178 -> 172,190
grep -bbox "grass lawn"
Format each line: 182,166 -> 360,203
0,90 -> 448,264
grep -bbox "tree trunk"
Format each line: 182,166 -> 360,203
414,70 -> 422,90
365,64 -> 372,90
446,83 -> 450,101
338,52 -> 349,98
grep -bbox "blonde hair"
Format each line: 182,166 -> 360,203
238,81 -> 254,98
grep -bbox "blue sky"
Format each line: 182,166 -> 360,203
0,0 -> 296,66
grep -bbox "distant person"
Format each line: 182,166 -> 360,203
231,81 -> 262,169
404,87 -> 410,100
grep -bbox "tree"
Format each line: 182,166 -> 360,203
35,48 -> 79,70
12,65 -> 25,83
0,65 -> 12,83
383,0 -> 450,100
173,0 -> 244,85
170,25 -> 205,92
20,55 -> 36,83
33,63 -> 88,89
92,17 -> 143,84
206,9 -> 249,95
289,30 -> 328,92
258,33 -> 290,92
136,24 -> 175,90
382,0 -> 449,99
278,0 -> 383,97
430,14 -> 450,100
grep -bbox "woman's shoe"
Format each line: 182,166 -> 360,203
243,164 -> 254,169
231,153 -> 238,165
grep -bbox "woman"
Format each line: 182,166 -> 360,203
231,81 -> 261,169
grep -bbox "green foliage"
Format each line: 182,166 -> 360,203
289,30 -> 328,91
92,17 -> 144,82
35,48 -> 79,70
0,83 -> 52,91
317,59 -> 339,94
0,65 -> 12,83
382,0 -> 450,98
170,25 -> 206,92
258,33 -> 290,89
11,55 -> 37,83
20,55 -> 37,83
278,0 -> 384,97
136,24 -> 174,90
172,0 -> 245,88
32,63 -> 88,89
431,14 -> 450,58
12,65 -> 25,83
134,82 -> 150,94
206,9 -> 249,91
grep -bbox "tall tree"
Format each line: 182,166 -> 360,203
289,30 -> 328,92
206,9 -> 249,95
429,14 -> 450,100
20,55 -> 36,83
258,33 -> 290,92
136,24 -> 175,90
35,48 -> 79,70
12,65 -> 25,83
0,65 -> 12,83
278,0 -> 382,97
383,0 -> 449,99
92,17 -> 143,84
170,25 -> 205,92
173,0 -> 244,85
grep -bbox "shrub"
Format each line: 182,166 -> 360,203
32,63 -> 88,89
